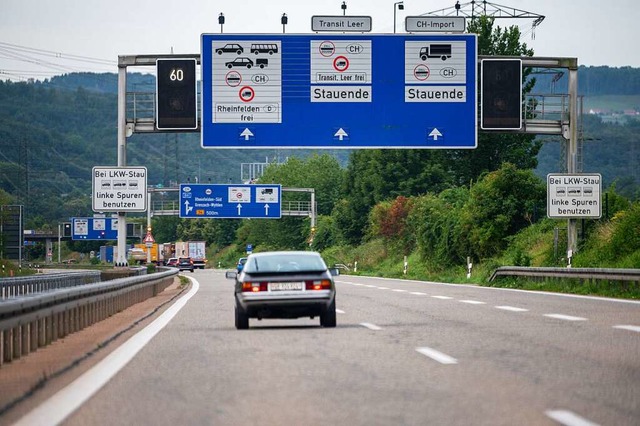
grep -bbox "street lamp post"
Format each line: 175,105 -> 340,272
281,13 -> 288,34
394,1 -> 404,33
218,13 -> 225,33
341,1 -> 347,16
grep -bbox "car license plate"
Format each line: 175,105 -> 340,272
269,282 -> 303,291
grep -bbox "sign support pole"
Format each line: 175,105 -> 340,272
567,67 -> 579,259
116,60 -> 128,267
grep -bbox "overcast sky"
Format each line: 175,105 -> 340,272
1,0 -> 638,81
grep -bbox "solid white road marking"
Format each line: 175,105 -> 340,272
15,276 -> 201,426
544,314 -> 587,321
416,347 -> 458,365
613,325 -> 640,333
460,300 -> 486,305
360,322 -> 382,331
336,309 -> 346,314
545,409 -> 600,426
431,295 -> 453,300
410,292 -> 427,296
496,305 -> 529,312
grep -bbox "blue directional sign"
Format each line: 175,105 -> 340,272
201,33 -> 477,149
72,217 -> 118,240
180,184 -> 282,219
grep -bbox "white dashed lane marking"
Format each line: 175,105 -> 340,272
496,306 -> 529,312
410,292 -> 427,296
360,323 -> 382,331
431,296 -> 453,300
336,309 -> 346,314
544,314 -> 588,321
416,347 -> 458,365
613,325 -> 640,333
545,409 -> 600,426
460,300 -> 486,305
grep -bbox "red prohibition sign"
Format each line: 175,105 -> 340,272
319,41 -> 335,57
239,86 -> 255,102
225,71 -> 242,87
236,192 -> 243,199
414,64 -> 431,81
333,55 -> 349,72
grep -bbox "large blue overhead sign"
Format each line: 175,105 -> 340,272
180,184 -> 282,219
201,33 -> 477,149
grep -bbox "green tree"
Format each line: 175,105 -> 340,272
235,154 -> 345,251
460,163 -> 546,259
442,16 -> 540,186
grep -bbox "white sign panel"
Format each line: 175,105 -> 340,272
405,16 -> 466,33
74,219 -> 88,236
210,40 -> 282,124
310,40 -> 372,103
404,40 -> 467,103
311,16 -> 372,32
547,173 -> 602,218
92,167 -> 148,212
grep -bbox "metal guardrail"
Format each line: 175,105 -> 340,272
0,271 -> 101,300
489,266 -> 640,283
0,268 -> 179,367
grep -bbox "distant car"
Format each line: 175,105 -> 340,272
225,57 -> 254,69
236,257 -> 247,273
166,257 -> 178,267
216,43 -> 243,55
177,257 -> 194,272
225,251 -> 339,330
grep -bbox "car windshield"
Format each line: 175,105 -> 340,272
243,252 -> 326,274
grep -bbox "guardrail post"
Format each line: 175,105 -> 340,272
38,317 -> 46,348
21,323 -> 29,356
45,316 -> 53,345
12,326 -> 21,360
3,329 -> 11,363
30,319 -> 38,353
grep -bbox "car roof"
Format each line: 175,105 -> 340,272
248,251 -> 321,258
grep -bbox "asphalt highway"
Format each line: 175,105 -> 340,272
16,270 -> 640,426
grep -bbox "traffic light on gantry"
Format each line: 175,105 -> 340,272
156,58 -> 197,130
481,58 -> 522,130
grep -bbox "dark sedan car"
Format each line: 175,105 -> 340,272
225,251 -> 338,330
177,257 -> 194,272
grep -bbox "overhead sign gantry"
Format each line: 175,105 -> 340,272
200,34 -> 477,149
